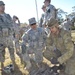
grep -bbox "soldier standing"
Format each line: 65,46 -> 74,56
44,18 -> 75,75
12,15 -> 23,64
13,16 -> 21,56
21,17 -> 47,70
39,5 -> 50,37
43,0 -> 56,23
0,1 -> 15,70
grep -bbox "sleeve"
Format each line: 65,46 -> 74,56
22,32 -> 28,45
49,6 -> 56,19
39,14 -> 44,27
17,19 -> 20,26
39,17 -> 43,27
58,32 -> 74,64
42,28 -> 47,43
45,35 -> 56,58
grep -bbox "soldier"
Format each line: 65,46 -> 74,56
12,16 -> 21,56
43,0 -> 56,23
21,17 -> 47,70
0,1 -> 15,69
43,18 -> 75,75
39,5 -> 50,37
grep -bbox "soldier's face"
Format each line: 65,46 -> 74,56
0,5 -> 5,12
44,1 -> 49,7
50,26 -> 58,34
30,24 -> 37,29
13,17 -> 17,22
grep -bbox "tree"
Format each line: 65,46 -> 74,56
56,8 -> 67,24
72,6 -> 75,12
67,6 -> 75,26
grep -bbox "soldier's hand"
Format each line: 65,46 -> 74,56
50,57 -> 59,64
15,34 -> 19,38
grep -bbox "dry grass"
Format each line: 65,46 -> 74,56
71,30 -> 75,42
2,48 -> 29,75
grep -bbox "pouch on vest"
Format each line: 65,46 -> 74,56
0,44 -> 4,52
2,28 -> 9,37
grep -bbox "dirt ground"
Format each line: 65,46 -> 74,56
0,48 -> 29,75
0,48 -> 52,75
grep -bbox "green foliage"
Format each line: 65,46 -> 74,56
71,26 -> 75,30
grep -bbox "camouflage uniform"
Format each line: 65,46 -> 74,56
22,27 -> 46,64
13,20 -> 21,53
39,5 -> 46,27
21,17 -> 47,69
39,14 -> 45,27
0,13 -> 15,63
39,14 -> 50,37
43,4 -> 56,24
44,18 -> 75,75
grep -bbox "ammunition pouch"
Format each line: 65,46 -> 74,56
0,44 -> 4,52
2,28 -> 9,37
0,28 -> 11,37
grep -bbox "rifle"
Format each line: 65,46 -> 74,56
50,48 -> 62,64
50,48 -> 65,72
30,64 -> 64,75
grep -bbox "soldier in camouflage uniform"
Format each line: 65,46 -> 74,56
44,18 -> 75,75
12,16 -> 21,57
43,0 -> 56,23
0,1 -> 15,69
21,17 -> 47,70
39,5 -> 50,37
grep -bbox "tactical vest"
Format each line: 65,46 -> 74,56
0,14 -> 13,37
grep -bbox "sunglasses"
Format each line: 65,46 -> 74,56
30,23 -> 36,26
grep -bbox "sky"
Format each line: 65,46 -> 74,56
2,0 -> 75,23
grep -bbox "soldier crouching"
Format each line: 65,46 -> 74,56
43,18 -> 75,75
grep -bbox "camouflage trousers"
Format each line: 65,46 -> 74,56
22,50 -> 43,69
14,38 -> 20,52
0,50 -> 5,62
22,49 -> 43,63
13,32 -> 20,51
0,35 -> 15,62
13,33 -> 22,60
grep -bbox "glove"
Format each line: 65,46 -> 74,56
50,57 -> 59,64
58,64 -> 65,70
